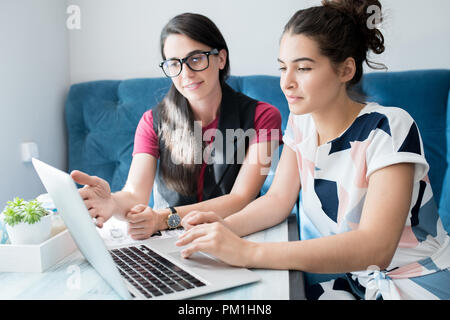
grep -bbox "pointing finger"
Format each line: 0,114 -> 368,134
71,170 -> 101,187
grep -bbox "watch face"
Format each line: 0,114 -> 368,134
168,214 -> 181,228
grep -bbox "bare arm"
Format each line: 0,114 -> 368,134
71,153 -> 157,226
224,144 -> 301,237
251,164 -> 414,273
158,140 -> 278,220
111,153 -> 157,219
178,162 -> 415,273
247,162 -> 415,272
128,140 -> 281,239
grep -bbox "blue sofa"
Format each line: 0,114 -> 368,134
65,69 -> 450,285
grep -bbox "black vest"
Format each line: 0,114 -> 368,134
152,83 -> 258,209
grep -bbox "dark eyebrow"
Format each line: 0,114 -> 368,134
277,57 -> 316,63
167,49 -> 207,61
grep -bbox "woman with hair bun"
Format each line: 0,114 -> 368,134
178,1 -> 450,300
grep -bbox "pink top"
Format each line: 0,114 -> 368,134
133,102 -> 283,201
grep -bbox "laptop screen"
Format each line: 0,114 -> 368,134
32,158 -> 131,300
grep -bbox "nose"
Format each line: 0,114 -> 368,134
179,62 -> 195,79
281,68 -> 297,91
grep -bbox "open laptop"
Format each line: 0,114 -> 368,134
32,158 -> 260,300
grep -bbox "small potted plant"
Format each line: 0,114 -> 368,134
1,197 -> 53,245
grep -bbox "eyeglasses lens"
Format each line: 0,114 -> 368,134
162,53 -> 209,77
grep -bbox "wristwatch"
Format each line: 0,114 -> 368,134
166,206 -> 181,229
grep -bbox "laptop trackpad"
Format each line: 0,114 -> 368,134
167,251 -> 233,272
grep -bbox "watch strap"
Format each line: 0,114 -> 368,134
168,206 -> 177,214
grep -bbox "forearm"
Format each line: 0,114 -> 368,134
245,163 -> 415,273
111,190 -> 148,220
248,230 -> 391,273
113,153 -> 155,219
165,193 -> 253,220
226,193 -> 295,237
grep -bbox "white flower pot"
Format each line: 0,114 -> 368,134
6,212 -> 53,245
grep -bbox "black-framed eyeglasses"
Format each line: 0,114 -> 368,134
159,48 -> 219,78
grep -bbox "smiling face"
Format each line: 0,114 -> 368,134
163,34 -> 227,104
278,33 -> 347,116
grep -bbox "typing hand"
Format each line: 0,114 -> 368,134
175,222 -> 253,268
180,211 -> 226,231
70,170 -> 116,228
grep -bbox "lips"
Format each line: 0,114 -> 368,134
184,81 -> 203,90
286,95 -> 304,104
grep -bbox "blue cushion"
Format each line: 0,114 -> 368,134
361,70 -> 450,203
228,76 -> 292,208
230,75 -> 290,132
361,70 -> 450,233
66,78 -> 170,194
440,89 -> 450,233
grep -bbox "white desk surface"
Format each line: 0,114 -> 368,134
0,219 -> 295,300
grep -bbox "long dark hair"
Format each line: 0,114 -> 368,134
283,0 -> 386,89
156,13 -> 230,196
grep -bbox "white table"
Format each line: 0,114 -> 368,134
0,216 -> 304,300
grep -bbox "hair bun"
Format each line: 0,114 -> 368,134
322,0 -> 385,55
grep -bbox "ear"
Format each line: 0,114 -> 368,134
339,57 -> 356,84
218,49 -> 227,70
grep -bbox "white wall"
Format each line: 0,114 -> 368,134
374,0 -> 450,72
68,0 -> 450,84
0,0 -> 70,206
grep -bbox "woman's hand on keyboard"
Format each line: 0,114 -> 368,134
175,222 -> 254,268
181,211 -> 228,231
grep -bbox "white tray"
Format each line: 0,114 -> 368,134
0,229 -> 76,273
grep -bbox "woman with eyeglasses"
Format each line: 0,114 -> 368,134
71,13 -> 282,239
176,0 -> 450,300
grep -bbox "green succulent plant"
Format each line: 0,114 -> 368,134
2,197 -> 48,227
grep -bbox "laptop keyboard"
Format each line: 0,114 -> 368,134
109,245 -> 206,299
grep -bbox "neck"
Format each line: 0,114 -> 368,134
189,83 -> 223,127
312,90 -> 364,146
